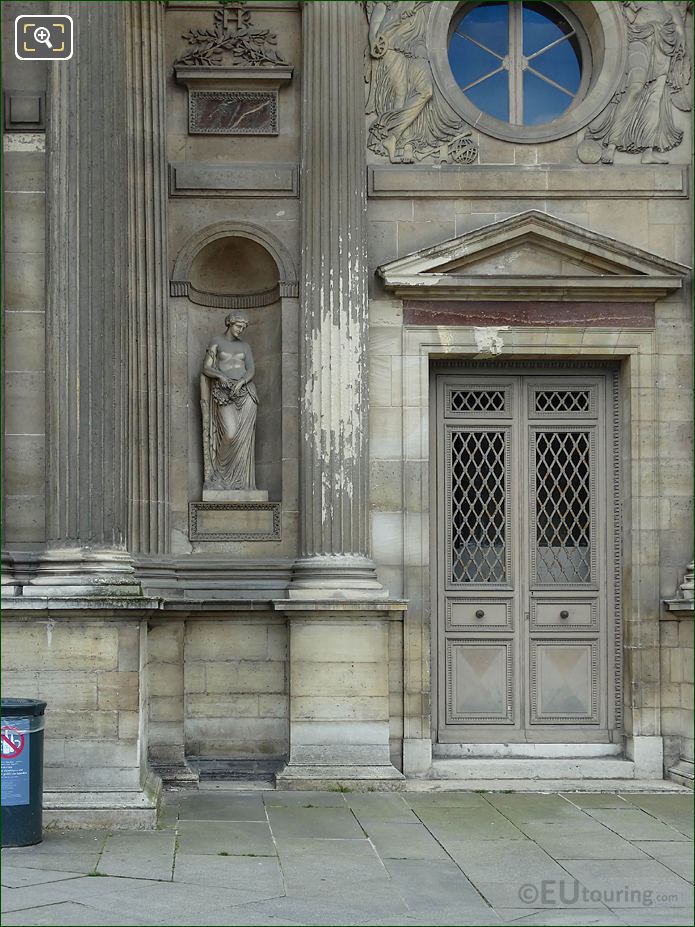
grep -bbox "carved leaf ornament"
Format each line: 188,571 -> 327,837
176,0 -> 289,68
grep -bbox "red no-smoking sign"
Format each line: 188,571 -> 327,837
0,726 -> 25,759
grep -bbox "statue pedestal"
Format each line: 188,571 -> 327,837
202,489 -> 268,503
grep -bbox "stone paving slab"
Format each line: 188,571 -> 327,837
176,820 -> 276,856
172,852 -> 285,892
1,789 -> 693,926
557,858 -> 693,908
497,908 -> 623,925
584,807 -> 690,841
0,866 -> 86,888
266,807 -> 365,840
177,793 -> 268,822
0,901 -> 159,927
518,822 -> 650,859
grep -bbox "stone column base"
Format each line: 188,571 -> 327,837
274,599 -> 406,790
24,548 -> 142,598
627,735 -> 664,779
403,738 -> 433,777
289,557 -> 388,600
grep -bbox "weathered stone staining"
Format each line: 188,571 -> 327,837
201,312 -> 265,502
1,0 -> 693,820
365,1 -> 477,164
579,0 -> 692,164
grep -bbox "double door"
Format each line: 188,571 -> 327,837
435,371 -> 621,743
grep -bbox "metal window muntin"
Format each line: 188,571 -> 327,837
529,423 -> 599,590
446,382 -> 513,418
445,423 -> 514,591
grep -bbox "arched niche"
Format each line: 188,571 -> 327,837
170,224 -> 298,525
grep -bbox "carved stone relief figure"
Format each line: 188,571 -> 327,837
201,312 -> 260,497
365,1 -> 477,164
578,1 -> 692,164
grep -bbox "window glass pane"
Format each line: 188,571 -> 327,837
523,70 -> 572,124
448,33 -> 501,90
457,2 -> 509,57
522,1 -> 573,56
466,70 -> 509,122
532,37 -> 581,94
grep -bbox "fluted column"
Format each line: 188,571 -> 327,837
28,2 -> 138,596
125,1 -> 170,556
291,0 -> 384,598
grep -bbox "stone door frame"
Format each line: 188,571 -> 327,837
400,325 -> 660,775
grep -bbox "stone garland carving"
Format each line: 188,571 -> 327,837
175,0 -> 289,68
364,1 -> 477,165
578,0 -> 692,165
201,312 -> 259,493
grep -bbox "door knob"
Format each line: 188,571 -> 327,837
560,610 -> 569,619
475,609 -> 485,619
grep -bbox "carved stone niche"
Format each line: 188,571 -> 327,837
174,1 -> 293,136
170,222 -> 298,544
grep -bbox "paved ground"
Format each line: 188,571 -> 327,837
1,789 -> 693,926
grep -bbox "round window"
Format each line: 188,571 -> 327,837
448,0 -> 586,127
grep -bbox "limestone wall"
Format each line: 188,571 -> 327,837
183,619 -> 288,758
1,616 -> 147,791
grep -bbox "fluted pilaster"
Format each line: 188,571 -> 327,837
125,1 -> 170,555
292,1 -> 383,597
29,2 -> 138,595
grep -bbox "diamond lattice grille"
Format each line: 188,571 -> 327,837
450,430 -> 507,583
535,431 -> 591,584
451,390 -> 506,413
535,390 -> 591,414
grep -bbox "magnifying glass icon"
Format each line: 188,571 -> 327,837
34,26 -> 53,49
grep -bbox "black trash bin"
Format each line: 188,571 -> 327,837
1,698 -> 47,847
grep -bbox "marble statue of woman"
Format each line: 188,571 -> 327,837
201,312 -> 259,495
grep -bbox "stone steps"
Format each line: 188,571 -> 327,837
429,757 -> 637,780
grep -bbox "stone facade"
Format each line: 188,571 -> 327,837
2,0 -> 693,823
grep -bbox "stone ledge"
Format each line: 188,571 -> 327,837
1,596 -> 161,615
368,164 -> 689,199
276,764 -> 405,791
43,790 -> 158,830
662,598 -> 694,618
274,598 -> 407,618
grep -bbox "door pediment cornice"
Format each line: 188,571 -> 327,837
377,210 -> 690,302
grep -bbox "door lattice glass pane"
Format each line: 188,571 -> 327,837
535,430 -> 591,583
450,389 -> 506,413
535,389 -> 590,414
451,430 -> 507,583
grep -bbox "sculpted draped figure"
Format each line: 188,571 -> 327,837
201,312 -> 258,493
580,0 -> 692,164
365,1 -> 476,164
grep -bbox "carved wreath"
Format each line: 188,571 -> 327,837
176,0 -> 289,68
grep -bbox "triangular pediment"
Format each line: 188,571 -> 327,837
377,210 -> 689,301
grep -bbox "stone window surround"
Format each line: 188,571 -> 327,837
428,1 -> 626,143
399,326 -> 661,773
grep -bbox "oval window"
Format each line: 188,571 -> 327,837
448,1 -> 584,127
